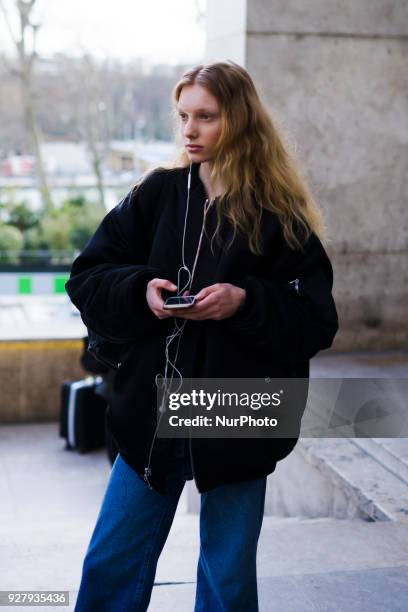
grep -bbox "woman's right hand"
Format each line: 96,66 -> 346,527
146,278 -> 178,319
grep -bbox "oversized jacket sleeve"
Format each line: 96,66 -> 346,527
65,170 -> 168,342
224,228 -> 339,362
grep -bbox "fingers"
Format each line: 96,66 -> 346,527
149,278 -> 178,292
176,284 -> 235,321
147,278 -> 178,319
195,284 -> 219,301
192,293 -> 217,310
148,282 -> 227,321
175,285 -> 221,320
174,294 -> 218,321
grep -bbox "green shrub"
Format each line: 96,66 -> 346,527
0,223 -> 24,264
0,195 -> 104,263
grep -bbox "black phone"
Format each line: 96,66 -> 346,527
163,295 -> 196,309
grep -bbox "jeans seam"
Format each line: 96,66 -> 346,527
129,494 -> 177,611
196,542 -> 226,612
195,544 -> 203,612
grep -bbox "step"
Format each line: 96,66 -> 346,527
351,438 -> 408,485
300,438 -> 408,522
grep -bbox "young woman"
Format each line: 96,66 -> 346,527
66,60 -> 339,612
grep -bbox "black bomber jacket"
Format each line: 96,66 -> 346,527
65,162 -> 339,494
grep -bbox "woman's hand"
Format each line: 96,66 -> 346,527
146,278 -> 178,319
175,283 -> 246,321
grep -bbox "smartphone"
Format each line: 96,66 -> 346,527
163,295 -> 196,309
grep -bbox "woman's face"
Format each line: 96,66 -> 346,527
177,84 -> 222,163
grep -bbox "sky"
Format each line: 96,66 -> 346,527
0,0 -> 206,65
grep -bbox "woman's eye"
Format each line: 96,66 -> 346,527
178,113 -> 212,121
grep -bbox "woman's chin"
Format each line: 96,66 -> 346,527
186,150 -> 203,159
187,151 -> 211,163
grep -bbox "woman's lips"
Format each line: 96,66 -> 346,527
186,145 -> 203,151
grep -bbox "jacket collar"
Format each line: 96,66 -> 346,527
190,161 -> 202,190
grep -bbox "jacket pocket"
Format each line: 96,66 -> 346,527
87,328 -> 135,370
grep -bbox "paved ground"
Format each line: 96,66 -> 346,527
0,349 -> 407,611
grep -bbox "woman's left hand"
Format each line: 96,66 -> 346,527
174,283 -> 246,321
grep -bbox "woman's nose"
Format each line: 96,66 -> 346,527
184,119 -> 198,139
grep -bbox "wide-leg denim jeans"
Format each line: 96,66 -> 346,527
74,438 -> 267,611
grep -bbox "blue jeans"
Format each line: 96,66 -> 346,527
74,438 -> 267,612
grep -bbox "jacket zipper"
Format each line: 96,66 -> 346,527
144,197 -> 209,489
289,278 -> 300,294
143,329 -> 186,490
143,399 -> 167,490
143,317 -> 200,489
188,432 -> 197,483
145,430 -> 198,490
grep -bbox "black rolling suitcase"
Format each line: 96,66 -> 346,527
59,380 -> 72,441
59,376 -> 107,453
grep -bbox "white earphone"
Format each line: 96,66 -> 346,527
154,162 -> 210,412
144,163 -> 213,487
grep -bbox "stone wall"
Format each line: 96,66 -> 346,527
0,340 -> 85,422
206,0 -> 408,349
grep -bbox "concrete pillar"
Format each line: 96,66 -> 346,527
206,0 -> 408,350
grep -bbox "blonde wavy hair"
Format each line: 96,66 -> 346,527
137,60 -> 326,255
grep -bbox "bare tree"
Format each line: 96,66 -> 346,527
193,0 -> 206,27
0,0 -> 53,212
76,54 -> 111,212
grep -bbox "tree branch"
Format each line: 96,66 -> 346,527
0,0 -> 18,46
